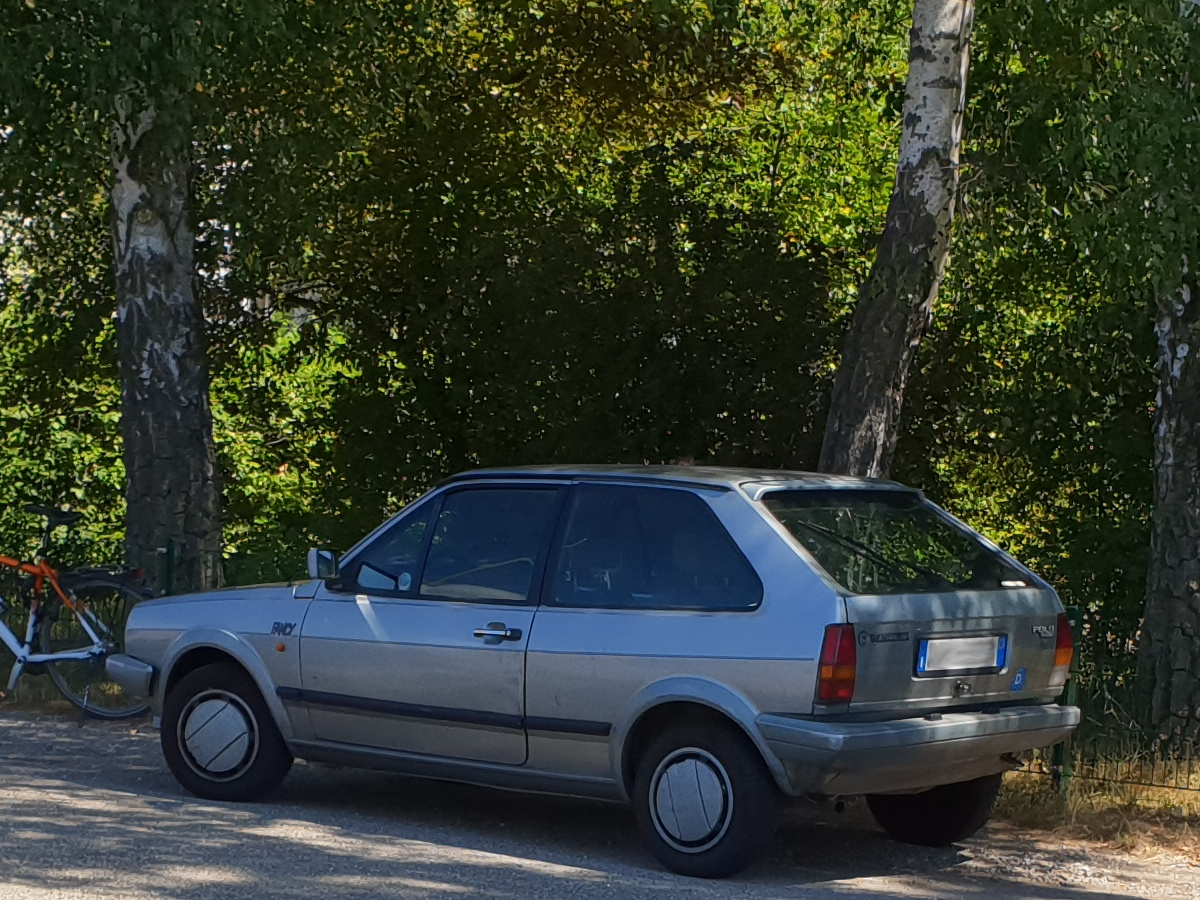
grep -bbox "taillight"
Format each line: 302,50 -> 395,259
817,624 -> 857,703
1050,612 -> 1073,688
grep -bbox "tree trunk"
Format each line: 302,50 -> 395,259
111,101 -> 222,593
819,0 -> 974,478
1137,268 -> 1200,742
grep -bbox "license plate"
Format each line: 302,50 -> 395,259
917,634 -> 1007,676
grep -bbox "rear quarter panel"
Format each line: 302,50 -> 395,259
525,487 -> 840,786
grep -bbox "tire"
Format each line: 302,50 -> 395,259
38,574 -> 151,719
866,773 -> 1003,846
632,721 -> 779,878
161,662 -> 293,802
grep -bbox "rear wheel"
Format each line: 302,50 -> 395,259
162,662 -> 293,802
632,721 -> 779,878
38,574 -> 150,719
866,773 -> 1003,846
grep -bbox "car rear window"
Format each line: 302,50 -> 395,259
550,485 -> 762,611
761,489 -> 1029,595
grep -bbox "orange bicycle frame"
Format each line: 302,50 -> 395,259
0,554 -> 76,611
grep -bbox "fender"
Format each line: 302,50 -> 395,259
158,628 -> 297,743
608,676 -> 790,802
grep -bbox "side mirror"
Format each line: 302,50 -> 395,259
306,548 -> 340,580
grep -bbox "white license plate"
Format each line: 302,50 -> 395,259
917,635 -> 1006,675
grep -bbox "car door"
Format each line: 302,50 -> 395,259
297,484 -> 563,765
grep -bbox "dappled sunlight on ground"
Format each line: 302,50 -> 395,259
0,710 -> 1196,899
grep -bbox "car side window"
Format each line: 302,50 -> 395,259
550,485 -> 762,611
419,487 -> 560,605
346,502 -> 435,595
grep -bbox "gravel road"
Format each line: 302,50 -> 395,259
0,709 -> 1196,900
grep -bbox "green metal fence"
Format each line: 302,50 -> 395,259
1022,607 -> 1200,793
151,541 -> 303,595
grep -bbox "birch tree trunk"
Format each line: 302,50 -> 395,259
819,0 -> 974,477
111,100 -> 222,593
1137,267 -> 1200,742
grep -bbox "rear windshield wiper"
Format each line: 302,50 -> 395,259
784,517 -> 954,591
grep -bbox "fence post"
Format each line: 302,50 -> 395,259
1051,605 -> 1083,793
162,537 -> 176,596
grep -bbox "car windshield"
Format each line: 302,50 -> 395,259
761,489 -> 1029,595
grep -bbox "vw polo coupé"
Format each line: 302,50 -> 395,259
109,466 -> 1078,877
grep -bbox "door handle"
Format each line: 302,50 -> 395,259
473,622 -> 523,644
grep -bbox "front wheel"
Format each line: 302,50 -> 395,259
161,662 -> 293,802
866,772 -> 1003,846
632,721 -> 779,878
38,574 -> 150,719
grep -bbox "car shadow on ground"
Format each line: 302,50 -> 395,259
0,711 -> 1189,900
276,761 -> 967,880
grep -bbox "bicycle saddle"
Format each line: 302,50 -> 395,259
24,503 -> 84,529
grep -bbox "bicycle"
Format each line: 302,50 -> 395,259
0,503 -> 150,719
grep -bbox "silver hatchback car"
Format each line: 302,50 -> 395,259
110,466 -> 1078,877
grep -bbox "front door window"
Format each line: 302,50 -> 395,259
419,488 -> 560,604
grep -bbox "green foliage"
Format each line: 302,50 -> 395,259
0,0 -> 1182,690
0,253 -> 124,567
897,0 -> 1200,669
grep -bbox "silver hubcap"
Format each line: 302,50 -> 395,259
178,690 -> 258,783
649,747 -> 733,854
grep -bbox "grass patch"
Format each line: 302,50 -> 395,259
0,669 -> 79,715
997,770 -> 1200,861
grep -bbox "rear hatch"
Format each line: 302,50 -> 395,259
760,487 -> 1067,715
843,587 -> 1063,714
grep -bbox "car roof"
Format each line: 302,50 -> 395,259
443,464 -> 911,494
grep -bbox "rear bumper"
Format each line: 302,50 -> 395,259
758,703 -> 1079,796
105,654 -> 155,699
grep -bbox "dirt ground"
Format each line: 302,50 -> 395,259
0,708 -> 1197,900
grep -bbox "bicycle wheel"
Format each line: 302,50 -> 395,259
38,573 -> 151,719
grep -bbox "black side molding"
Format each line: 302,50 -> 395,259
277,687 -> 610,737
525,716 -> 611,737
